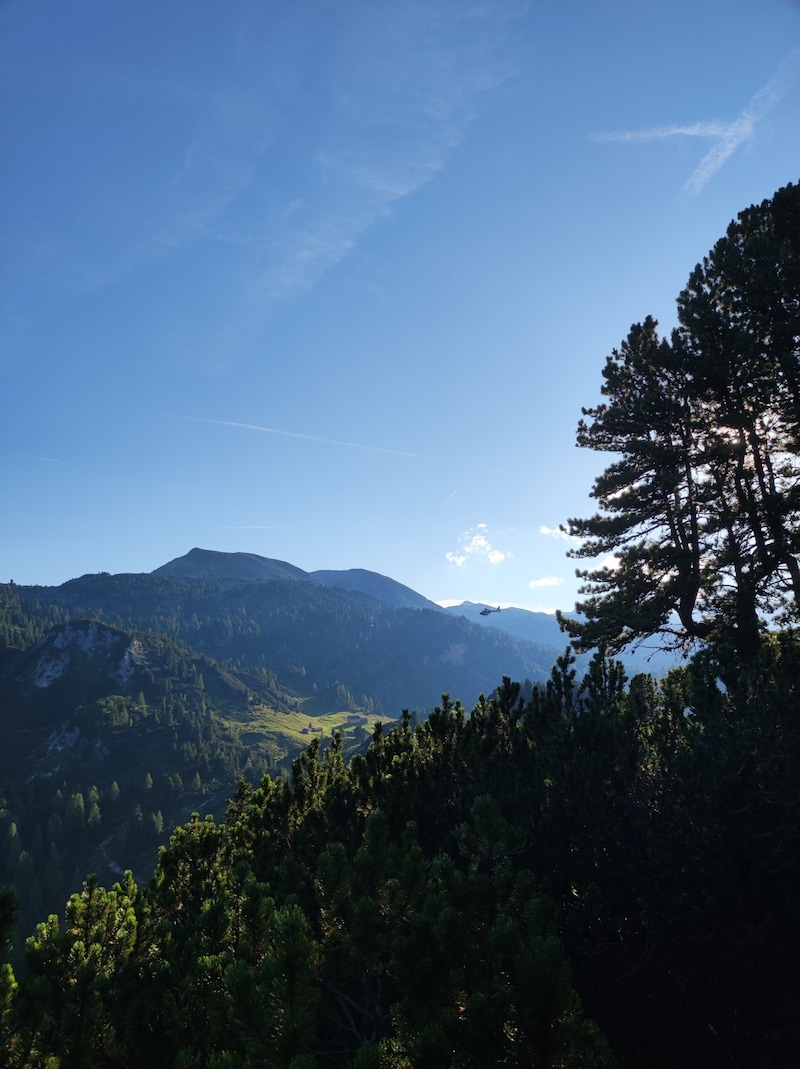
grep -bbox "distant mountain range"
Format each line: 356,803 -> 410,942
9,549 -> 561,718
5,548 -> 679,723
154,548 -> 679,680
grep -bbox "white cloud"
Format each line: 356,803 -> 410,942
591,53 -> 798,193
540,524 -> 582,544
446,524 -> 513,568
528,575 -> 562,589
446,551 -> 469,568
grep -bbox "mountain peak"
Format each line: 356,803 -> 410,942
153,548 -> 308,583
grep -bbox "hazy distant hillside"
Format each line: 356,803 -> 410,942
447,601 -> 566,646
446,601 -> 681,677
310,567 -> 441,610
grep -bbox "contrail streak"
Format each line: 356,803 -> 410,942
590,53 -> 798,193
436,488 -> 461,510
184,416 -> 424,459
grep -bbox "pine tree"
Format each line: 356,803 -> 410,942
561,182 -> 800,656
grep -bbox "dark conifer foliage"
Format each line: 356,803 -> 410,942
2,638 -> 800,1067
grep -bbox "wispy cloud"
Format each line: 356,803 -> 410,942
242,3 -> 525,307
17,454 -> 61,463
39,78 -> 277,301
592,53 -> 798,193
529,575 -> 562,589
183,416 -> 423,458
6,4 -> 526,360
446,524 -> 513,567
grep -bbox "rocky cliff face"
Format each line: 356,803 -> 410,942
30,621 -> 145,688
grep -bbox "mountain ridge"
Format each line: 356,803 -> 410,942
155,547 -> 442,611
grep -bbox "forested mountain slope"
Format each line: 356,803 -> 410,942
0,608 -> 309,957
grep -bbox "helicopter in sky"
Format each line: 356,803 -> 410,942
479,605 -> 502,616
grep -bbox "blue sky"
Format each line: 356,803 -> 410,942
2,0 -> 799,611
